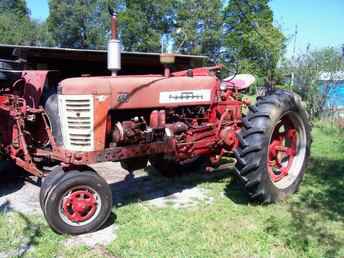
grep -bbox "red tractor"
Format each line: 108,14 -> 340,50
0,12 -> 311,235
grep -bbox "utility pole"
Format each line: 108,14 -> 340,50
292,25 -> 298,61
291,25 -> 298,88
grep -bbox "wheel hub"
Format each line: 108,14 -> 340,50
62,189 -> 98,223
268,116 -> 298,183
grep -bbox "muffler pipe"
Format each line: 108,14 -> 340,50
108,7 -> 121,76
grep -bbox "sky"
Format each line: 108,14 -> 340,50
26,0 -> 49,21
269,0 -> 344,58
26,0 -> 344,58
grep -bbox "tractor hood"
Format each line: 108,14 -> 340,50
59,75 -> 218,109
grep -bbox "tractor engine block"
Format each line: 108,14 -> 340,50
108,103 -> 239,166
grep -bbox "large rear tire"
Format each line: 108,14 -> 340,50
43,170 -> 112,235
234,89 -> 311,203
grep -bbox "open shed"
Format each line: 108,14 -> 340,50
0,44 -> 207,79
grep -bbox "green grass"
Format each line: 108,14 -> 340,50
1,121 -> 344,258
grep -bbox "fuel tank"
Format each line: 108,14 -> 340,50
59,75 -> 218,109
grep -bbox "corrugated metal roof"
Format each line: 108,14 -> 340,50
319,71 -> 344,81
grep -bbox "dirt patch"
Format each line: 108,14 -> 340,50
1,162 -> 215,214
64,223 -> 117,248
0,178 -> 41,215
0,162 -> 134,215
146,187 -> 213,208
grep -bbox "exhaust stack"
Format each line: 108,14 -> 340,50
108,8 -> 121,76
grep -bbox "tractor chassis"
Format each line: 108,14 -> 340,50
0,93 -> 177,176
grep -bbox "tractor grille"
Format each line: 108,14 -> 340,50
58,95 -> 94,151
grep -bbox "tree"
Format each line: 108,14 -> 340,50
0,0 -> 29,16
0,0 -> 55,46
48,0 -> 109,49
292,47 -> 344,119
223,0 -> 285,78
46,0 -> 287,78
173,0 -> 223,62
33,20 -> 56,47
0,13 -> 32,45
0,0 -> 36,45
116,0 -> 175,52
48,0 -> 176,51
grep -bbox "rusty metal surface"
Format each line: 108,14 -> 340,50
21,71 -> 49,108
110,13 -> 118,40
60,75 -> 218,109
0,63 -> 248,179
97,141 -> 174,162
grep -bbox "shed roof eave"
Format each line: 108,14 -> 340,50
0,44 -> 208,60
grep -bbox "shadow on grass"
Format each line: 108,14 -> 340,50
223,178 -> 250,204
108,165 -> 242,207
297,157 -> 344,221
0,160 -> 34,199
0,174 -> 25,199
265,156 -> 344,257
0,201 -> 43,257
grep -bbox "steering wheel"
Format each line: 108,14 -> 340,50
208,50 -> 239,81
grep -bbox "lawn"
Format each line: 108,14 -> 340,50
0,121 -> 343,258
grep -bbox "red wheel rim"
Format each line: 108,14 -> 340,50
61,187 -> 100,224
268,115 -> 298,183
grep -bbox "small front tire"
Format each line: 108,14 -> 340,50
43,170 -> 112,235
39,166 -> 65,211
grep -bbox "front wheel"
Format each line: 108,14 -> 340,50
234,89 -> 311,203
42,170 -> 112,235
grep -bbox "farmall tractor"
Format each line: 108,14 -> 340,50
0,12 -> 311,235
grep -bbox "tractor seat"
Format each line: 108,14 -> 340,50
224,74 -> 256,91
